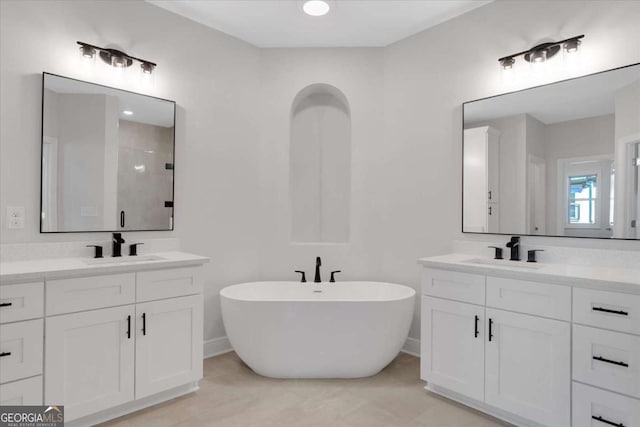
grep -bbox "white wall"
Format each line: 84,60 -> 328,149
2,0 -> 640,347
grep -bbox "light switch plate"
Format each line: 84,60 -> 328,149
6,206 -> 25,229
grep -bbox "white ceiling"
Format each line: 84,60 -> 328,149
147,0 -> 492,48
464,65 -> 640,125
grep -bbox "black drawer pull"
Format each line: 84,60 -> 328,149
0,352 -> 11,357
474,315 -> 479,338
593,356 -> 629,367
488,318 -> 494,342
0,302 -> 12,307
592,306 -> 628,316
592,415 -> 625,427
142,313 -> 146,336
126,315 -> 131,339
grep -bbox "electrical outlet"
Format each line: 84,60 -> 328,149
6,206 -> 25,229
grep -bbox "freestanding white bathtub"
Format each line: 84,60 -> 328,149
220,281 -> 415,379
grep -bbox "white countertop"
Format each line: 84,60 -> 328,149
0,251 -> 209,284
418,253 -> 640,294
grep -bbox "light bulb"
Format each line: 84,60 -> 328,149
303,0 -> 330,16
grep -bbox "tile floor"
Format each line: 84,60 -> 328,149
100,352 -> 511,427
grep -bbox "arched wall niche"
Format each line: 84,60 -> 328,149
290,83 -> 351,243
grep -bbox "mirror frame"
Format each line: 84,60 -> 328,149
40,72 -> 177,233
461,62 -> 640,240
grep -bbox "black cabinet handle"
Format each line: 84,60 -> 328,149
0,302 -> 12,307
592,415 -> 625,427
488,191 -> 492,200
142,313 -> 146,336
126,315 -> 131,339
0,352 -> 11,357
488,318 -> 494,342
488,206 -> 493,215
474,315 -> 479,338
120,210 -> 125,228
592,306 -> 628,316
593,356 -> 629,368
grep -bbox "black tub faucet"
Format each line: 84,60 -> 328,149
112,233 -> 125,257
314,257 -> 322,283
506,236 -> 520,261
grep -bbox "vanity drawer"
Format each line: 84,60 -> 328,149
0,319 -> 43,384
572,382 -> 640,427
0,375 -> 42,405
46,273 -> 135,315
136,267 -> 201,302
573,288 -> 640,335
0,282 -> 44,324
573,325 -> 640,398
486,277 -> 571,321
421,268 -> 485,305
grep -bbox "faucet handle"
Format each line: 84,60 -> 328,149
329,271 -> 341,283
487,246 -> 503,260
527,249 -> 544,263
129,243 -> 144,256
86,245 -> 103,259
294,270 -> 307,283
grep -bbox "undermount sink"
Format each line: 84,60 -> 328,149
463,258 -> 542,270
84,255 -> 165,265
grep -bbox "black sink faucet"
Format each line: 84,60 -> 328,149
112,233 -> 125,257
314,256 -> 322,283
506,236 -> 520,261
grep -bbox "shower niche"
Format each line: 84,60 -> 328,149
290,84 -> 351,243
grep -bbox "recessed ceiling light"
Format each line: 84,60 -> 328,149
303,0 -> 330,16
123,110 -> 133,115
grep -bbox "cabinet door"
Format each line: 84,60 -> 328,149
135,295 -> 203,399
45,305 -> 135,421
485,308 -> 570,427
421,296 -> 485,401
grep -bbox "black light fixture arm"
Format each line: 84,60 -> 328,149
498,34 -> 584,65
76,41 -> 157,68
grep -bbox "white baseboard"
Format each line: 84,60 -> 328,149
401,337 -> 420,357
203,336 -> 420,359
203,336 -> 233,358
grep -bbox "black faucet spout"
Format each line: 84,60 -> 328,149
112,233 -> 125,257
506,236 -> 520,261
314,257 -> 322,283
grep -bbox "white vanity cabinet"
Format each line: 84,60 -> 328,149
484,308 -> 570,426
42,266 -> 204,423
0,281 -> 44,406
135,295 -> 203,399
420,260 -> 640,427
421,296 -> 485,401
0,252 -> 207,426
421,267 -> 571,427
45,305 -> 136,420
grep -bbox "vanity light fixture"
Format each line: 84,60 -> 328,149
77,41 -> 157,76
303,0 -> 330,16
498,35 -> 584,69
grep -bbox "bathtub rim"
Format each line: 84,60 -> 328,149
220,281 -> 416,303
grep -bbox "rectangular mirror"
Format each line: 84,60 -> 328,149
41,73 -> 175,233
463,63 -> 640,240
